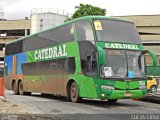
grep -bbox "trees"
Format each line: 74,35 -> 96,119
67,4 -> 106,21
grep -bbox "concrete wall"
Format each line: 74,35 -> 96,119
0,19 -> 31,67
0,19 -> 30,30
116,15 -> 160,54
116,15 -> 160,41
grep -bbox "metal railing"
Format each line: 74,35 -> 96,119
31,8 -> 68,16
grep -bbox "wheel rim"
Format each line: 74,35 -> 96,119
151,86 -> 157,93
70,82 -> 78,102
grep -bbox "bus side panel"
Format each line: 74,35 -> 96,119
4,55 -> 13,90
23,75 -> 56,94
16,53 -> 27,76
23,75 -> 67,96
4,53 -> 27,90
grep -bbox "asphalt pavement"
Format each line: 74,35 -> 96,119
4,89 -> 160,120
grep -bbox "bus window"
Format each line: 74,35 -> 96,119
23,23 -> 75,52
94,20 -> 141,44
66,58 -> 76,74
55,23 -> 75,43
157,55 -> 160,65
23,35 -> 56,52
5,40 -> 23,55
86,53 -> 98,77
145,55 -> 153,66
75,20 -> 94,43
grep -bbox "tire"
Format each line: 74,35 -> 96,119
70,82 -> 81,103
24,92 -> 31,95
18,81 -> 24,95
150,85 -> 157,93
12,81 -> 19,95
108,99 -> 118,103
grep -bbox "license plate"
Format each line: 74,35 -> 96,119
124,93 -> 131,97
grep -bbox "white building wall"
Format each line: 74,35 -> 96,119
31,9 -> 68,34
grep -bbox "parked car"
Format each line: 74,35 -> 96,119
147,77 -> 159,93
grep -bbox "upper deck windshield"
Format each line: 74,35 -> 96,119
94,19 -> 142,44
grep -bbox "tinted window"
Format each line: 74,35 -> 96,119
23,35 -> 57,52
78,41 -> 97,77
6,23 -> 75,55
5,40 -> 23,55
94,19 -> 142,44
23,23 -> 74,52
6,24 -> 74,55
22,58 -> 75,75
75,20 -> 94,43
21,62 -> 37,75
55,24 -> 75,43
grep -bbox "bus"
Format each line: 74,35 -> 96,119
4,16 -> 147,103
145,50 -> 160,93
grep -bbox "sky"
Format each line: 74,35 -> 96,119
0,0 -> 160,20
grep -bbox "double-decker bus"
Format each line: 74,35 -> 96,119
4,16 -> 147,103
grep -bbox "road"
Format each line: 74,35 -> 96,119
5,89 -> 160,120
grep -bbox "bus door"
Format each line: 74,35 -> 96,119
85,52 -> 99,98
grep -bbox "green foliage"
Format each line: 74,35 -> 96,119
66,3 -> 106,21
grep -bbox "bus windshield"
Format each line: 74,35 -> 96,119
101,50 -> 145,79
94,19 -> 142,44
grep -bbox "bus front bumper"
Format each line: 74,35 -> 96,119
100,89 -> 147,99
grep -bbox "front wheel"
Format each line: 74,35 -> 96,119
107,99 -> 118,103
70,82 -> 81,103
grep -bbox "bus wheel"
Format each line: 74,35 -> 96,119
70,82 -> 81,103
18,81 -> 24,95
12,81 -> 19,95
150,85 -> 157,93
107,99 -> 118,103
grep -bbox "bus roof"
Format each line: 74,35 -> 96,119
6,16 -> 131,45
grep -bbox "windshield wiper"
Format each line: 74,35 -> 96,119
108,75 -> 124,79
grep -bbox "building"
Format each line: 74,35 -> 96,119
116,15 -> 160,65
0,18 -> 30,67
30,8 -> 68,34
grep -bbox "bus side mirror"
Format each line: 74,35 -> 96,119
97,47 -> 106,65
148,50 -> 157,66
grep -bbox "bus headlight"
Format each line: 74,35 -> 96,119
139,85 -> 146,89
139,81 -> 146,89
101,85 -> 114,90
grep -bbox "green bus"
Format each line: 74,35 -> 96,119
4,16 -> 147,103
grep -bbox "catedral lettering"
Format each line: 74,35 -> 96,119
105,43 -> 139,50
34,45 -> 67,60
